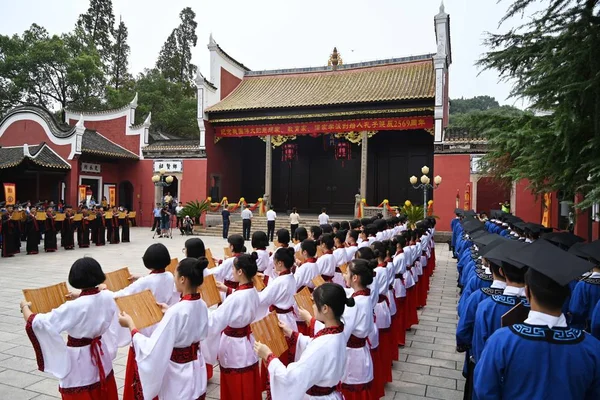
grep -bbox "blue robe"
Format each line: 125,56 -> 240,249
457,286 -> 506,350
590,298 -> 600,340
472,294 -> 530,363
569,276 -> 600,330
458,273 -> 493,317
474,324 -> 600,400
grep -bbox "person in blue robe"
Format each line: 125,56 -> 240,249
569,242 -> 600,330
472,252 -> 529,363
458,268 -> 493,317
474,240 -> 600,400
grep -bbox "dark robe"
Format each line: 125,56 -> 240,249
78,217 -> 91,248
106,216 -> 113,243
121,216 -> 130,243
1,215 -> 19,257
90,216 -> 98,244
25,215 -> 40,254
110,215 -> 120,244
61,213 -> 75,250
44,213 -> 58,252
95,212 -> 106,246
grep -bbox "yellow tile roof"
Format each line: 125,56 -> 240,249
206,60 -> 434,113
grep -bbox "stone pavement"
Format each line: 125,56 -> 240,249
0,228 -> 463,399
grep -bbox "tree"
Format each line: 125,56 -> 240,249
109,17 -> 132,90
450,95 -> 500,114
0,24 -> 104,116
472,0 -> 600,209
75,0 -> 115,66
156,7 -> 197,84
156,30 -> 181,82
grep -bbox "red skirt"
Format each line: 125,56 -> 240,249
389,313 -> 400,361
207,363 -> 213,381
378,328 -> 393,383
395,297 -> 406,346
123,347 -> 141,400
429,249 -> 436,274
297,320 -> 310,336
220,362 -> 262,400
406,287 -> 419,328
341,381 -> 374,400
417,274 -> 427,308
370,347 -> 385,399
61,371 -> 118,400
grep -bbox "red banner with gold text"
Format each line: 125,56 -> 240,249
108,186 -> 116,207
215,116 -> 434,138
78,185 -> 87,204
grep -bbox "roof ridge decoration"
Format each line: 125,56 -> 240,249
245,54 -> 435,77
131,112 -> 152,129
207,34 -> 251,72
0,105 -> 76,138
82,129 -> 139,159
64,93 -> 138,117
195,70 -> 217,90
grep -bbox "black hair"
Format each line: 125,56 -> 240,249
234,253 -> 258,279
184,238 -> 206,259
365,224 -> 377,237
334,230 -> 347,245
292,207 -> 297,213
142,243 -> 172,270
487,260 -> 504,279
499,262 -> 527,284
228,234 -> 245,253
356,246 -> 376,261
525,268 -> 570,310
301,239 -> 317,257
274,247 -> 295,269
277,228 -> 290,245
251,231 -> 269,249
68,257 -> 106,289
393,235 -> 407,249
349,259 -> 376,287
375,219 -> 387,232
294,227 -> 308,242
322,225 -> 333,234
360,218 -> 371,227
312,283 -> 355,320
331,222 -> 340,230
371,241 -> 387,261
321,208 -> 327,213
340,221 -> 350,231
310,226 -> 322,241
350,219 -> 360,230
177,257 -> 208,287
321,233 -> 335,250
348,230 -> 359,242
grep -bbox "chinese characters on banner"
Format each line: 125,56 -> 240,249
464,183 -> 471,211
3,183 -> 16,205
153,160 -> 183,173
78,185 -> 87,204
542,193 -> 551,227
214,116 -> 434,137
81,163 -> 101,173
108,186 -> 116,207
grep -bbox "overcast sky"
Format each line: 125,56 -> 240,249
1,0 -> 533,107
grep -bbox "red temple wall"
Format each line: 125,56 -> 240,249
220,68 -> 242,100
68,116 -> 140,156
433,153 -> 470,231
514,179 -> 543,225
181,159 -> 208,203
205,123 -> 242,201
0,120 -> 72,160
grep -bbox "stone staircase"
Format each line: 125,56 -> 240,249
194,215 -> 352,237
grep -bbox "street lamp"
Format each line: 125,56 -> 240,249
152,169 -> 173,188
410,165 -> 442,218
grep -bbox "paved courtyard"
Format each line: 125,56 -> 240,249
0,227 -> 463,399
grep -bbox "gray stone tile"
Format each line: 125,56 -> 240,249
391,361 -> 431,375
405,333 -> 435,344
432,350 -> 465,362
0,357 -> 40,373
24,379 -> 59,397
386,380 -> 427,396
410,340 -> 459,353
406,356 -> 456,369
400,371 -> 457,389
0,383 -> 38,399
425,386 -> 464,400
433,337 -> 457,346
32,395 -> 59,400
0,369 -> 44,389
430,366 -> 467,381
399,347 -> 433,358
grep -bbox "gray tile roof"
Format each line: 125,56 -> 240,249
81,130 -> 139,159
0,143 -> 71,170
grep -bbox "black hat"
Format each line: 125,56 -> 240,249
580,240 -> 600,264
464,210 -> 477,218
484,240 -> 528,268
508,239 -> 594,286
467,230 -> 489,240
463,220 -> 485,233
541,231 -> 585,249
454,208 -> 464,216
525,223 -> 545,234
568,242 -> 590,259
513,221 -> 527,231
478,236 -> 511,257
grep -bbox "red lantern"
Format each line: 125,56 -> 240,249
335,141 -> 351,167
282,143 -> 298,164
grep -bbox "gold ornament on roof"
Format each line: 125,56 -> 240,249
328,47 -> 343,70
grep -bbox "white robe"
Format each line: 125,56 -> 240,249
132,297 -> 209,400
294,261 -> 318,291
392,252 -> 407,298
256,249 -> 270,273
332,247 -> 348,285
257,273 -> 298,331
267,330 -> 347,400
373,266 -> 392,329
316,253 -> 336,280
203,285 -> 259,369
26,290 -> 124,390
345,244 -> 359,261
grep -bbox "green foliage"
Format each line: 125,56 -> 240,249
156,7 -> 198,84
75,0 -> 115,68
450,96 -> 500,114
474,0 -> 600,209
401,205 -> 425,229
181,200 -> 210,224
109,17 -> 132,90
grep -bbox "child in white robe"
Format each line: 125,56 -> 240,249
118,257 -> 209,400
293,227 -> 309,253
206,253 -> 262,400
294,239 -> 319,335
252,231 -> 271,277
333,231 -> 349,286
254,283 -> 353,400
21,257 -> 123,400
345,230 -> 360,261
317,234 -> 337,282
206,234 -> 246,299
265,229 -> 292,284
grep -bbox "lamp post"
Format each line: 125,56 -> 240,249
410,166 -> 442,219
151,168 -> 173,204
